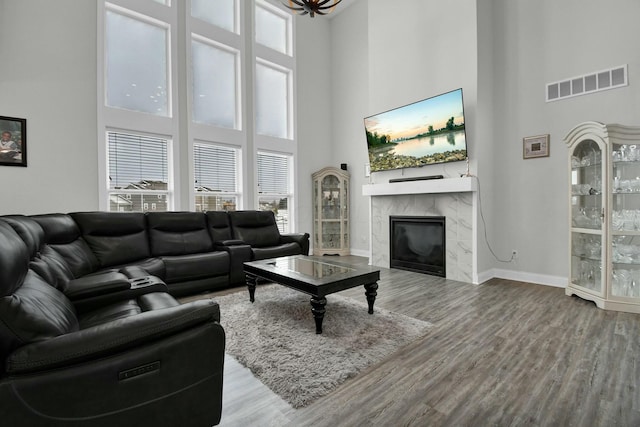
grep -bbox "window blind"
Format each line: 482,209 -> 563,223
257,152 -> 289,194
194,143 -> 237,192
108,132 -> 168,190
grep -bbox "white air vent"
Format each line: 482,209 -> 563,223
546,64 -> 628,102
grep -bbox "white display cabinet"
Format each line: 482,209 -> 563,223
566,121 -> 640,313
312,167 -> 350,256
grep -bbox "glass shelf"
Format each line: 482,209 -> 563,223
571,161 -> 603,171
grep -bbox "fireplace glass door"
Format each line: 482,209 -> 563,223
390,216 -> 445,276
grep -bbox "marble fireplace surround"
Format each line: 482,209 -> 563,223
362,177 -> 478,283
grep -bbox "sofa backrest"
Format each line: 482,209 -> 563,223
31,214 -> 99,279
205,211 -> 233,242
227,210 -> 281,247
70,212 -> 151,268
0,220 -> 30,297
0,221 -> 78,372
146,212 -> 213,256
0,215 -> 44,258
1,215 -> 74,291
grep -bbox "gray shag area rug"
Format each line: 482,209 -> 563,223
213,284 -> 432,409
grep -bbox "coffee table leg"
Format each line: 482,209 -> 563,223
245,273 -> 258,303
364,282 -> 378,314
310,296 -> 327,334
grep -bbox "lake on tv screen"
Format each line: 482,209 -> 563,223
390,130 -> 466,157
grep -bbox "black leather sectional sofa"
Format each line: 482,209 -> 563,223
0,210 -> 309,426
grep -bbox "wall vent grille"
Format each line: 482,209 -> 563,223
546,64 -> 628,102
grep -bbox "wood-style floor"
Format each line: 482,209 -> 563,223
207,256 -> 640,427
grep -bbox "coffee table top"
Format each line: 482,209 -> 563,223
244,255 -> 380,297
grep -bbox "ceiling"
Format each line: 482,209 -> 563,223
327,0 -> 359,18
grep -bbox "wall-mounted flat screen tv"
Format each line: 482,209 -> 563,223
364,88 -> 467,173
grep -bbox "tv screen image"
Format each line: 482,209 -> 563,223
364,88 -> 467,172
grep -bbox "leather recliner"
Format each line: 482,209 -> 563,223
0,218 -> 225,426
226,210 -> 310,260
0,209 -> 312,426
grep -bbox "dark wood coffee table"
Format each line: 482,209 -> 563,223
243,255 -> 381,334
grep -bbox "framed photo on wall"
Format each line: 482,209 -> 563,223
523,134 -> 550,159
0,116 -> 27,167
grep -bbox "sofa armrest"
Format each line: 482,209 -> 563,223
70,275 -> 168,314
280,232 -> 310,255
119,265 -> 150,278
215,239 -> 246,246
215,242 -> 253,285
65,272 -> 131,300
7,299 -> 221,375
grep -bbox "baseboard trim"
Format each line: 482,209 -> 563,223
349,248 -> 370,257
478,268 -> 567,288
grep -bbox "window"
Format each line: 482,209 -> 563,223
105,8 -> 169,116
257,151 -> 292,233
194,143 -> 240,212
255,60 -> 291,139
255,0 -> 291,55
191,0 -> 236,33
100,1 -> 296,227
108,131 -> 170,212
191,37 -> 240,128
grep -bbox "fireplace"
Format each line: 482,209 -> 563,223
389,216 -> 445,277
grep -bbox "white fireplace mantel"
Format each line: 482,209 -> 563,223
363,175 -> 479,284
362,176 -> 477,197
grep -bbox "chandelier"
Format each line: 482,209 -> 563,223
282,0 -> 342,18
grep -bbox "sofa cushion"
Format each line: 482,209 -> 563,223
32,214 -> 99,278
1,216 -> 45,258
138,292 -> 180,311
29,255 -> 72,292
77,300 -> 142,330
205,211 -> 233,242
35,246 -> 75,290
147,212 -> 213,256
228,210 -> 281,247
31,213 -> 82,245
0,221 -> 30,297
71,212 -> 150,268
161,252 -> 229,284
0,270 -> 78,363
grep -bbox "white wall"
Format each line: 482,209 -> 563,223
490,0 -> 640,284
0,0 -> 98,215
326,0 -> 479,257
328,0 -> 370,255
475,0 -> 497,275
294,15 -> 334,240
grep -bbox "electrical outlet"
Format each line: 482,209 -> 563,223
512,250 -> 518,261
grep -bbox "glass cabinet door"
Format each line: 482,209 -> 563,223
342,177 -> 349,249
313,179 -> 320,249
570,139 -> 604,294
611,142 -> 640,299
321,175 -> 341,221
320,174 -> 341,250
